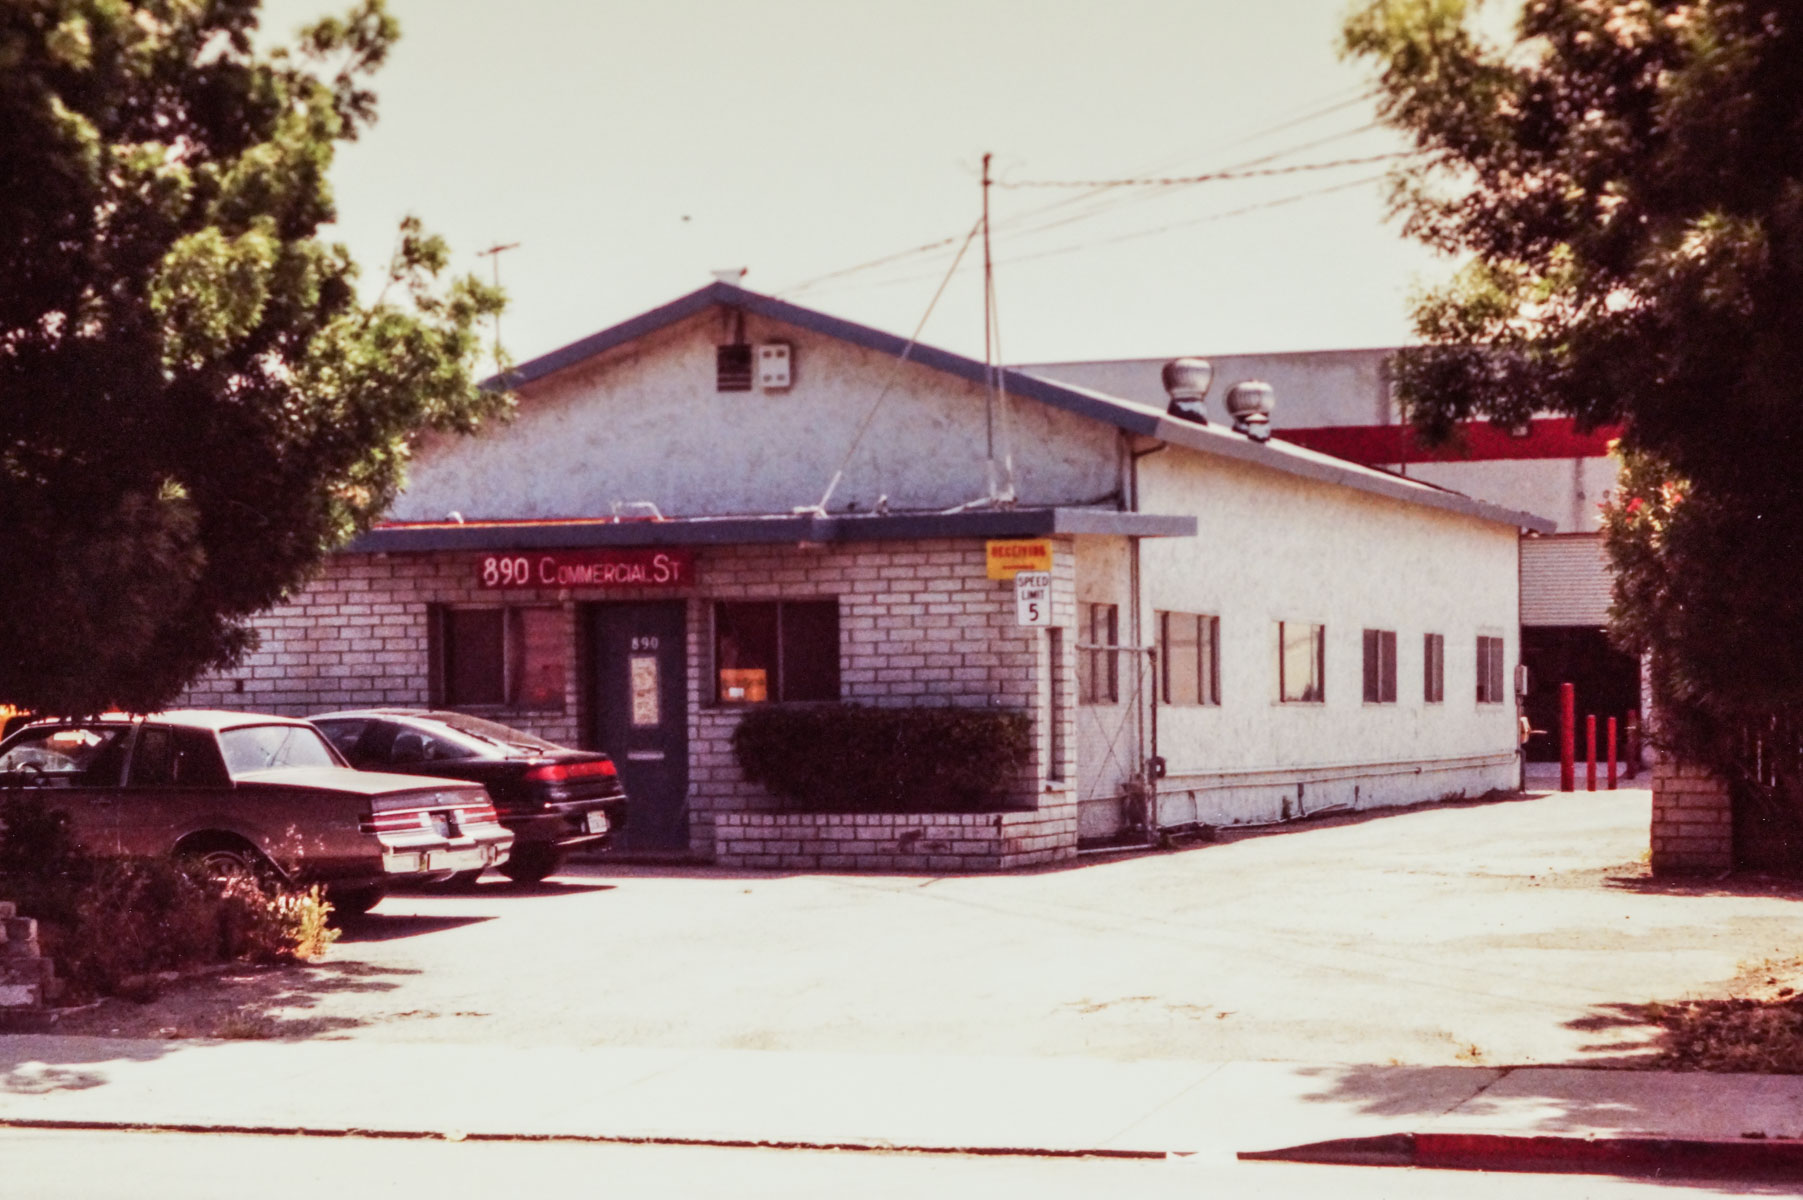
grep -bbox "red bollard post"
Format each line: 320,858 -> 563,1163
1607,717 -> 1618,790
1560,683 -> 1576,792
1586,715 -> 1597,792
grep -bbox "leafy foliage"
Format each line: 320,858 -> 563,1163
0,1 -> 507,715
0,794 -> 338,1001
1344,1 -> 1803,763
731,704 -> 1033,813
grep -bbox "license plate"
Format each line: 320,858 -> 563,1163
425,847 -> 485,871
584,811 -> 610,835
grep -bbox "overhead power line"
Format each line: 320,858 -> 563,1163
995,151 -> 1403,190
777,86 -> 1384,299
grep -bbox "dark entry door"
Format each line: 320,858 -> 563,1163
589,601 -> 690,851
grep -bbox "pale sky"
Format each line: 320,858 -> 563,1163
258,0 -> 1458,368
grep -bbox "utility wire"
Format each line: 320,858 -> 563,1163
807,217 -> 985,515
777,87 -> 1382,299
996,150 -> 1402,190
809,173 -> 1388,297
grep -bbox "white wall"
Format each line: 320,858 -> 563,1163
1135,445 -> 1522,825
395,308 -> 1121,521
1025,348 -> 1395,430
1400,456 -> 1618,534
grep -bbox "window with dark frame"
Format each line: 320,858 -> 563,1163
1476,634 -> 1506,704
1278,621 -> 1326,703
1077,602 -> 1120,705
431,606 -> 566,710
1362,629 -> 1398,704
1158,611 -> 1220,706
714,600 -> 840,704
1424,633 -> 1445,704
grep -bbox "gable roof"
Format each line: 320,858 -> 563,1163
491,282 -> 1554,534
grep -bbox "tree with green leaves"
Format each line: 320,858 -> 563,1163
0,0 -> 506,716
1343,0 -> 1803,767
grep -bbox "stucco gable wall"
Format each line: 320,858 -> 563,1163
392,309 -> 1121,522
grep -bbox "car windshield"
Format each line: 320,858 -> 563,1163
217,724 -> 339,776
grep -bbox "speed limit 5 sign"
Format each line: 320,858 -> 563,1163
1014,571 -> 1052,627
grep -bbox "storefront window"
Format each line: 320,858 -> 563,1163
433,606 -> 565,709
714,600 -> 839,704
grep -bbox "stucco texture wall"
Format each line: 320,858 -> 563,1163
392,308 -> 1120,523
1134,443 -> 1521,823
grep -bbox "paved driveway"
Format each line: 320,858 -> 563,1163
57,785 -> 1802,1066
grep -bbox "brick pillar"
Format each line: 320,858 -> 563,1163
0,901 -> 61,1026
1650,762 -> 1734,875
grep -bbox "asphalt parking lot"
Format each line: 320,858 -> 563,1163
56,783 -> 1802,1066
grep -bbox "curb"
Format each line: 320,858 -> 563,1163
0,1117 -> 1167,1161
1241,1132 -> 1803,1181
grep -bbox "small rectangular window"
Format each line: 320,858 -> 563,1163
714,600 -> 840,704
1476,635 -> 1506,704
1158,611 -> 1220,706
433,606 -> 566,710
1077,602 -> 1120,705
1424,633 -> 1445,704
1362,629 -> 1397,704
1278,621 -> 1325,703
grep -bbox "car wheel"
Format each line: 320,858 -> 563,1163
327,884 -> 386,919
497,843 -> 561,885
180,842 -> 274,891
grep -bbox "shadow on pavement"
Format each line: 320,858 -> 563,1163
39,958 -> 419,1043
1603,869 -> 1803,899
334,913 -> 493,942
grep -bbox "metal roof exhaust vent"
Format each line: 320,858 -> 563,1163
1225,381 -> 1275,442
1161,357 -> 1214,425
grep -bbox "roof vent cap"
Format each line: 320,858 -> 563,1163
1160,357 -> 1213,425
1224,381 -> 1275,442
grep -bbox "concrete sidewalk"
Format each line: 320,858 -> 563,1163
1,1036 -> 1799,1176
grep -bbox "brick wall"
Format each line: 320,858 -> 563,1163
184,535 -> 1082,868
1649,761 -> 1733,874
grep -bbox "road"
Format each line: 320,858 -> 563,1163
4,1127 -> 1797,1199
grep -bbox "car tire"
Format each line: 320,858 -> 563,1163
327,884 -> 386,919
179,841 -> 275,892
497,843 -> 561,885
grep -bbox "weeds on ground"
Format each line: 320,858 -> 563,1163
1647,956 -> 1803,1072
0,795 -> 339,1002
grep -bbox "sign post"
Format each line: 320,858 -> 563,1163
1014,571 -> 1051,627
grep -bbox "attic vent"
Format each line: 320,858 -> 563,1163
716,343 -> 753,392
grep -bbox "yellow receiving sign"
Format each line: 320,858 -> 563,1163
986,538 -> 1053,579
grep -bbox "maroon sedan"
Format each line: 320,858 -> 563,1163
0,711 -> 514,915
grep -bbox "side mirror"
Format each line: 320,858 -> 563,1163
1515,664 -> 1532,697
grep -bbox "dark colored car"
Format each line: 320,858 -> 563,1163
311,710 -> 627,884
0,711 -> 514,915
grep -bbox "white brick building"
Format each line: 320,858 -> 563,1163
185,282 -> 1552,869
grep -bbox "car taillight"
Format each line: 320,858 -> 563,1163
459,802 -> 499,825
360,809 -> 435,834
522,760 -> 617,783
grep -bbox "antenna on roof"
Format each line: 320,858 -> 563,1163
477,241 -> 521,380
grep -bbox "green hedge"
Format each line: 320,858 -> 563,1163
730,703 -> 1032,813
